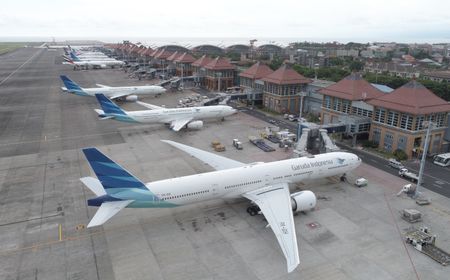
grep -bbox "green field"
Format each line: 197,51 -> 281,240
0,42 -> 25,55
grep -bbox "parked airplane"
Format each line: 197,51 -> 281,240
62,53 -> 113,62
80,141 -> 361,272
60,76 -> 166,101
67,52 -> 116,61
63,55 -> 125,69
94,93 -> 236,131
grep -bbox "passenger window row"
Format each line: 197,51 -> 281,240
162,190 -> 210,200
225,180 -> 262,190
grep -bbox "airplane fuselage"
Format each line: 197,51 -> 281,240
125,105 -> 236,124
101,152 -> 361,208
83,86 -> 166,97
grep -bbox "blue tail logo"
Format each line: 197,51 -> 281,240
70,52 -> 81,61
60,75 -> 88,96
82,148 -> 148,192
95,94 -> 136,122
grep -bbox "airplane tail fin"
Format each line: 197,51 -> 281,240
70,52 -> 80,61
94,94 -> 131,117
82,147 -> 148,192
59,75 -> 87,95
81,148 -> 151,227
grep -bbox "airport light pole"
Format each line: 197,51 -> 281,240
415,121 -> 433,197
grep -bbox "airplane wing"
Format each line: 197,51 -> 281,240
87,200 -> 134,228
162,140 -> 245,170
136,101 -> 164,110
108,93 -> 129,100
243,183 -> 300,273
96,84 -> 110,88
169,118 -> 193,131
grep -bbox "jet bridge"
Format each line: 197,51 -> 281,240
293,123 -> 341,157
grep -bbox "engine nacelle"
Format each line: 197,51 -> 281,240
125,95 -> 138,102
187,120 -> 203,130
290,190 -> 316,213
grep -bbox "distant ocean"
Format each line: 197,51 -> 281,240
1,36 -> 449,45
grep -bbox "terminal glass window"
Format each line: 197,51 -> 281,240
373,128 -> 381,144
400,114 -> 413,130
333,98 -> 341,111
342,100 -> 351,114
415,115 -> 424,130
387,111 -> 399,127
384,132 -> 394,152
358,123 -> 370,132
375,108 -> 386,123
397,135 -> 407,151
324,96 -> 331,109
435,113 -> 446,127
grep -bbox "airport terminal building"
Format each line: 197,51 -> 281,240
368,80 -> 450,157
319,73 -> 450,157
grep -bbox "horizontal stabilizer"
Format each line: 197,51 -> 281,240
80,177 -> 106,196
87,200 -> 133,228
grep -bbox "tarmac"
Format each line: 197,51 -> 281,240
0,47 -> 449,280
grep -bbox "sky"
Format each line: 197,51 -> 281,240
1,0 -> 449,43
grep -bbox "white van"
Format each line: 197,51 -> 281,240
388,158 -> 404,169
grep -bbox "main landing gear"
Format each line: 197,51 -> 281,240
246,205 -> 260,216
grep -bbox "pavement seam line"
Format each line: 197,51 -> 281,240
0,49 -> 42,86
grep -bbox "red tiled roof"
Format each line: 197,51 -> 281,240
143,47 -> 154,56
368,80 -> 450,115
166,51 -> 180,61
137,46 -> 147,55
319,72 -> 384,101
262,64 -> 310,85
239,61 -> 273,79
174,52 -> 196,63
204,57 -> 235,70
155,49 -> 173,60
149,49 -> 160,57
192,55 -> 213,67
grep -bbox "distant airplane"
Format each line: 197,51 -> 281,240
60,76 -> 166,101
67,51 -> 116,61
94,93 -> 236,131
62,53 -> 125,69
80,140 -> 361,272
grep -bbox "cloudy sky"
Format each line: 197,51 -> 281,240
1,0 -> 449,43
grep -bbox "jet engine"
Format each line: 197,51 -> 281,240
187,120 -> 203,130
125,95 -> 138,102
290,190 -> 316,213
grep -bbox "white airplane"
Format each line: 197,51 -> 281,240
63,59 -> 125,69
80,141 -> 361,272
60,76 -> 166,101
66,52 -> 116,61
62,54 -> 114,62
94,93 -> 237,131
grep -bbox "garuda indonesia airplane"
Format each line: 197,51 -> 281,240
80,140 -> 361,272
60,76 -> 166,101
94,93 -> 236,131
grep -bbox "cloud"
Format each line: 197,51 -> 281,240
0,0 -> 449,42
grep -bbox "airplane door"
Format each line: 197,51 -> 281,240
212,183 -> 219,196
264,174 -> 271,186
